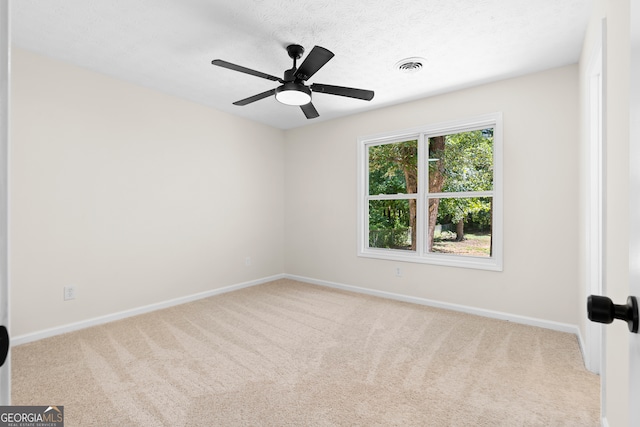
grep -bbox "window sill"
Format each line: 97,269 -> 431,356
358,249 -> 503,271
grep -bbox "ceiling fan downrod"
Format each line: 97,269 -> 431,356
284,44 -> 304,82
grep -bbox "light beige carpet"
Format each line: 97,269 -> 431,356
12,279 -> 599,426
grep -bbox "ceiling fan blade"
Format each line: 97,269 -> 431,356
212,59 -> 283,83
295,46 -> 334,81
311,83 -> 374,101
233,89 -> 276,106
300,102 -> 319,119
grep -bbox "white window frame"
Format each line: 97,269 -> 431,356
357,113 -> 503,271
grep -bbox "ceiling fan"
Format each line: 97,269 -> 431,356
211,44 -> 374,119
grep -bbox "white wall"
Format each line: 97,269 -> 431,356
285,65 -> 580,325
10,48 -> 285,338
10,47 -> 586,343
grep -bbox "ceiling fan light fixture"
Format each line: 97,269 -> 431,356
275,82 -> 312,106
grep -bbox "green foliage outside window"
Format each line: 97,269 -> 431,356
368,130 -> 493,253
368,141 -> 417,250
432,129 -> 493,232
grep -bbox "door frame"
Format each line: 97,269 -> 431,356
0,0 -> 10,405
585,22 -> 606,374
628,0 -> 640,423
585,22 -> 605,377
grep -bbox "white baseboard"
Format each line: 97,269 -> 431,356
601,417 -> 609,427
11,274 -> 285,346
576,328 -> 588,366
285,274 -> 582,336
12,273 -> 582,347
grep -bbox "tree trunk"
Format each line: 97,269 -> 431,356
455,219 -> 465,241
427,136 -> 446,251
403,169 -> 418,250
398,143 -> 419,250
427,199 -> 440,251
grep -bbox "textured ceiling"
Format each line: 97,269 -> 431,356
11,0 -> 592,130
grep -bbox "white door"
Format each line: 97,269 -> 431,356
629,1 -> 640,423
0,0 -> 11,405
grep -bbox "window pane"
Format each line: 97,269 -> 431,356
428,129 -> 493,193
427,197 -> 492,257
368,140 -> 418,195
369,199 -> 416,251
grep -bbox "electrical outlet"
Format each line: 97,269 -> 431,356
63,285 -> 76,301
395,267 -> 402,277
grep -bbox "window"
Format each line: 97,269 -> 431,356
358,113 -> 503,271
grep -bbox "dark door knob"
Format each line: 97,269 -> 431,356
587,295 -> 639,333
0,326 -> 8,367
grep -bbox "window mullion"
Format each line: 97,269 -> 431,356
429,190 -> 494,199
417,133 -> 427,256
367,194 -> 417,201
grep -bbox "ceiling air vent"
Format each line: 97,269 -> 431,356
395,57 -> 426,74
